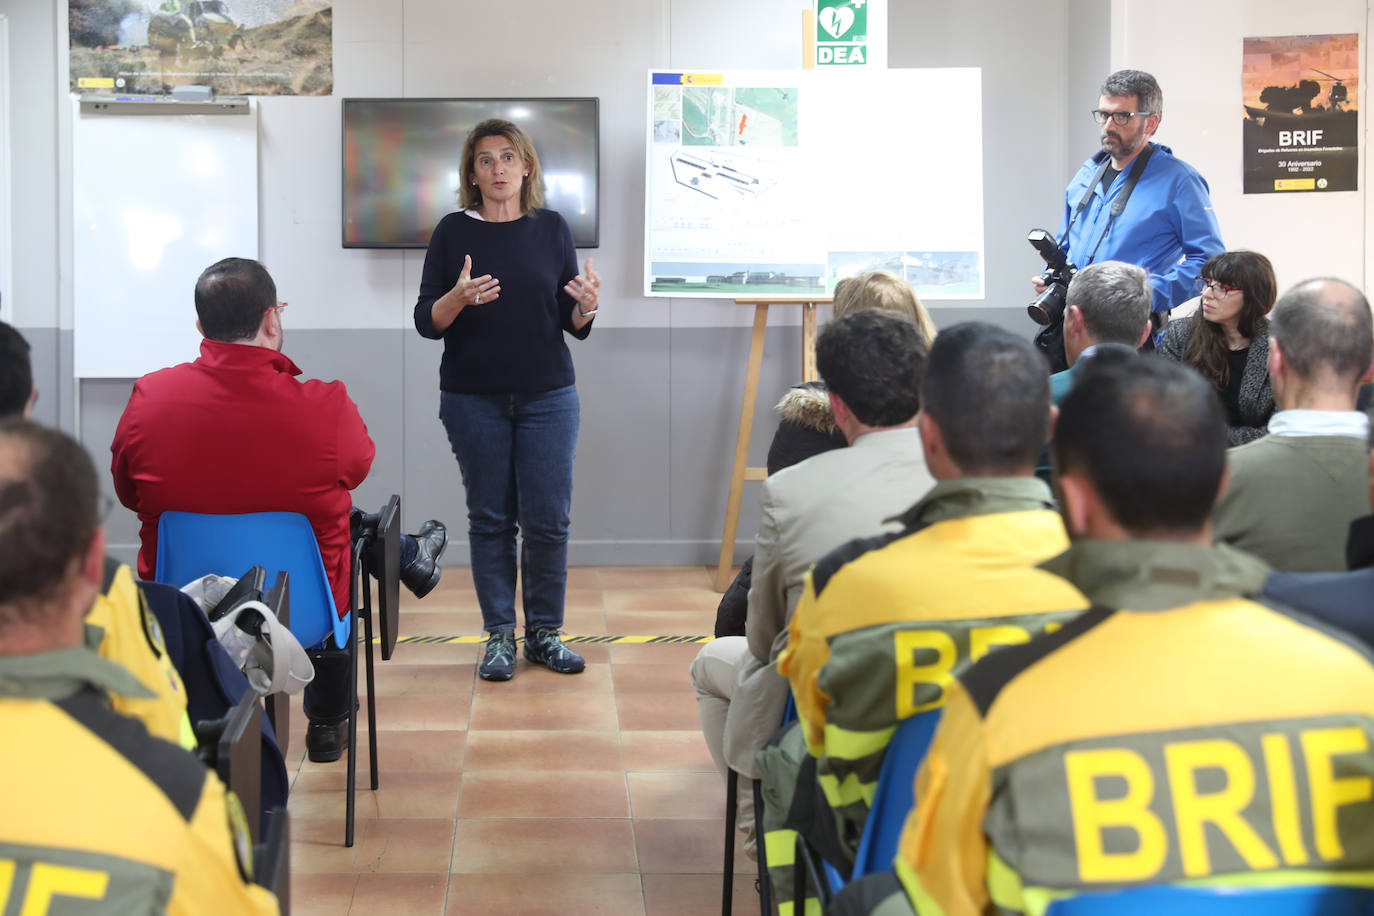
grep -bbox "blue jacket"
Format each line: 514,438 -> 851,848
1060,143 -> 1223,313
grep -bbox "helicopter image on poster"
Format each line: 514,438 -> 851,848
1241,34 -> 1359,194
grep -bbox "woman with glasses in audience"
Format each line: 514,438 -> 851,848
1157,250 -> 1277,444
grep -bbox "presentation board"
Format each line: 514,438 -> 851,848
644,68 -> 983,299
73,100 -> 259,378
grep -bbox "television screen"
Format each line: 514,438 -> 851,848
342,98 -> 599,249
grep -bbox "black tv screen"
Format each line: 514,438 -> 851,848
342,98 -> 599,249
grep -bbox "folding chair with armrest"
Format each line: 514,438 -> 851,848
155,500 -> 399,847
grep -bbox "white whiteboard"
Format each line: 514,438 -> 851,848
73,101 -> 258,378
644,69 -> 984,299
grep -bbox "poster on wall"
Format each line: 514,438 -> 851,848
1243,33 -> 1358,194
645,69 -> 984,299
69,0 -> 333,97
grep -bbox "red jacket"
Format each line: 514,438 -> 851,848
111,340 -> 375,617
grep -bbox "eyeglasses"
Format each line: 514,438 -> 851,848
1091,110 -> 1154,126
1196,278 -> 1241,296
266,301 -> 288,314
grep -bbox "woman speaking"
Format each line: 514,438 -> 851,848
414,118 -> 600,682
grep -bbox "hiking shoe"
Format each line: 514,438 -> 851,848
523,627 -> 586,674
479,630 -> 517,681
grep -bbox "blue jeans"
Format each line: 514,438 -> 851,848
439,385 -> 579,634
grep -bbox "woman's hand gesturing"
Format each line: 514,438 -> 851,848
457,254 -> 500,307
566,258 -> 601,329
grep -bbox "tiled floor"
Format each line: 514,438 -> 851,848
286,565 -> 759,916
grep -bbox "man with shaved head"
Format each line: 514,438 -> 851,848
1214,277 -> 1374,571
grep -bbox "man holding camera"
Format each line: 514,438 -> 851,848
1032,70 -> 1223,371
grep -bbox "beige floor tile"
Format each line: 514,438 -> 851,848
597,567 -> 714,589
291,817 -> 455,874
565,566 -> 602,590
387,641 -> 481,665
616,689 -> 703,731
611,662 -> 695,694
363,663 -> 474,697
642,873 -> 760,916
450,819 -> 639,874
634,818 -> 751,874
289,770 -> 461,821
469,689 -> 619,731
355,695 -> 469,731
464,730 -> 624,772
609,641 -> 711,666
563,588 -> 606,612
559,607 -> 609,635
628,772 -> 723,819
400,611 -> 481,638
275,566 -> 789,912
620,731 -> 716,773
604,587 -> 722,613
604,610 -> 716,636
350,873 -> 449,915
298,728 -> 465,774
471,659 -> 613,696
443,873 -> 645,915
459,770 -> 630,818
288,873 -> 357,916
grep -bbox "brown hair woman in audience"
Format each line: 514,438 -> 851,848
1157,250 -> 1277,445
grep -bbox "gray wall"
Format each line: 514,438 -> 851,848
5,0 -> 1108,568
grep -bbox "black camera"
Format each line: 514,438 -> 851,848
1026,229 -> 1077,326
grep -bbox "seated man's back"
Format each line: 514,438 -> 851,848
863,352 -> 1374,916
1,654 -> 278,915
1213,277 -> 1374,572
111,259 -> 374,616
0,419 -> 277,915
777,323 -> 1090,854
782,484 -> 1088,848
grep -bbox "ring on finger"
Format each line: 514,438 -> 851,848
475,291 -> 482,304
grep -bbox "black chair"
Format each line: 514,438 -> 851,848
255,807 -> 291,915
723,770 -> 771,915
198,690 -> 263,841
262,570 -> 291,757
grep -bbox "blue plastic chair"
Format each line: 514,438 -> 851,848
155,509 -> 377,848
794,707 -> 943,911
1047,885 -> 1374,915
155,510 -> 348,650
848,709 -> 942,881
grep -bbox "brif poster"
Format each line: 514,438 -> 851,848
1243,33 -> 1358,193
69,0 -> 333,97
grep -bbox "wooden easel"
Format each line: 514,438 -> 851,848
714,297 -> 830,591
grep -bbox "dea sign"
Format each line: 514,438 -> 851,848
816,0 -> 867,67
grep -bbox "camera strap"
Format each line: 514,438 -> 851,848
1061,143 -> 1156,265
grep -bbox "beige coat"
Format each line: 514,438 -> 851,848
724,426 -> 936,776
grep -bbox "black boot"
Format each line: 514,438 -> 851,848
399,520 -> 447,598
303,649 -> 352,763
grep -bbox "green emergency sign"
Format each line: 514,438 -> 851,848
816,0 -> 867,67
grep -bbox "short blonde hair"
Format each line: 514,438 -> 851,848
831,271 -> 936,344
458,119 -> 545,214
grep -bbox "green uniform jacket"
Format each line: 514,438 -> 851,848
895,540 -> 1374,916
778,477 -> 1089,854
0,648 -> 278,915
